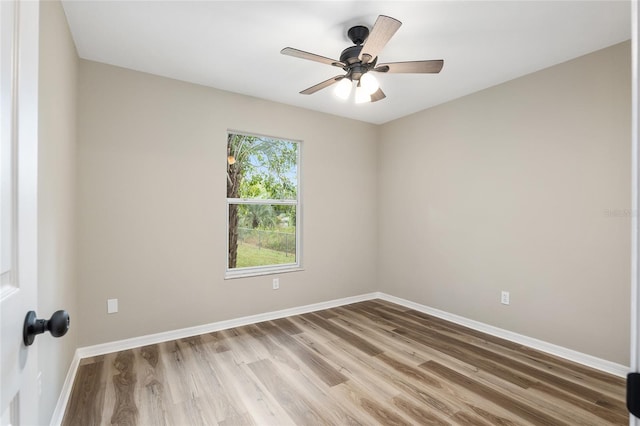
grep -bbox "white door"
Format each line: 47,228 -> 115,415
0,1 -> 39,425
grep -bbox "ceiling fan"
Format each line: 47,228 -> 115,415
281,15 -> 444,104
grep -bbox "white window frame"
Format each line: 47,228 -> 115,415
225,131 -> 302,279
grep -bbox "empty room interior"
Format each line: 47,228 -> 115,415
4,0 -> 638,425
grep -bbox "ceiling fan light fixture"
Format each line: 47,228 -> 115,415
360,73 -> 379,95
334,78 -> 352,100
355,84 -> 371,104
281,15 -> 443,104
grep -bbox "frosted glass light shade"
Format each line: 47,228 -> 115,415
334,78 -> 352,100
360,73 -> 379,95
355,85 -> 371,104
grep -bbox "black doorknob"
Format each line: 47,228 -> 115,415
23,310 -> 70,346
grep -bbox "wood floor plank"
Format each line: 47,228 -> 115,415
378,307 -> 622,413
243,323 -> 301,372
380,304 -> 626,406
530,381 -> 628,424
61,359 -> 106,426
248,358 -> 330,424
251,338 -> 369,426
334,305 -> 483,374
212,350 -> 295,425
99,352 -> 119,426
518,346 -> 626,386
393,325 -> 537,388
256,320 -> 348,387
391,395 -> 452,425
159,340 -> 200,404
326,336 -> 521,425
426,348 -> 617,425
170,396 -> 218,425
424,359 -> 571,426
219,326 -> 271,363
374,304 -> 627,424
179,336 -> 249,423
451,410 -> 499,426
287,313 -> 340,342
271,317 -> 303,335
217,412 -> 256,426
330,308 -> 433,366
206,330 -> 232,353
62,299 -> 628,426
110,350 -> 138,426
403,308 -> 523,350
358,396 -> 413,425
301,312 -> 383,356
314,308 -> 339,319
334,305 -> 403,332
233,323 -> 363,425
293,332 -> 405,403
136,345 -> 174,426
292,323 -> 451,424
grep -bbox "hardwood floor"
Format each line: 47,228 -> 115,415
61,299 -> 628,425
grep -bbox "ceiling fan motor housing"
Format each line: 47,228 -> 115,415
340,45 -> 376,82
340,45 -> 363,65
340,26 -> 378,82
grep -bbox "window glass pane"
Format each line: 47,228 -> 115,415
227,131 -> 300,275
228,204 -> 296,269
227,134 -> 297,200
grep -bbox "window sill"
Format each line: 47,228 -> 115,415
224,266 -> 304,280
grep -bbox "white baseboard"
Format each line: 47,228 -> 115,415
375,292 -> 630,378
49,350 -> 81,426
51,291 -> 630,425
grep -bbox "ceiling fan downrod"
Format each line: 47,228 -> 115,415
347,25 -> 369,45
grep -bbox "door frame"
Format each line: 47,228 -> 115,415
631,0 -> 639,424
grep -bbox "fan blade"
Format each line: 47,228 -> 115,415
374,60 -> 444,74
281,47 -> 345,68
370,88 -> 386,102
300,76 -> 345,95
358,15 -> 402,64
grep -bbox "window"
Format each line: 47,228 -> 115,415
226,132 -> 301,277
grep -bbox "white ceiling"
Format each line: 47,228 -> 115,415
61,1 -> 631,124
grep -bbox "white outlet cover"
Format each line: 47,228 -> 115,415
107,298 -> 118,314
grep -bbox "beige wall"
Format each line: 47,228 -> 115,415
76,61 -> 379,346
38,1 -> 78,424
75,40 -> 630,365
378,42 -> 631,365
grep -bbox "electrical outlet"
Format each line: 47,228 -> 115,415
107,298 -> 118,314
501,291 -> 510,305
273,278 -> 279,290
